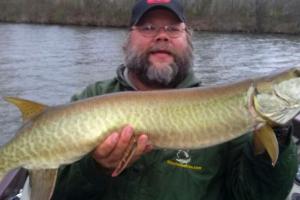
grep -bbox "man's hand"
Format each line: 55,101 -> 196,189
92,125 -> 152,174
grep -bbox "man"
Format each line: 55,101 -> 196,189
51,0 -> 297,199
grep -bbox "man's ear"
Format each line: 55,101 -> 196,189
122,33 -> 131,53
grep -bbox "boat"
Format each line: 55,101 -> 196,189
0,168 -> 27,200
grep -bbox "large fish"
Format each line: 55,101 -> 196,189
0,67 -> 300,199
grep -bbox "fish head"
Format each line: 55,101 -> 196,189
254,77 -> 300,125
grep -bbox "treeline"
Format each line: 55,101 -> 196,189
0,0 -> 299,34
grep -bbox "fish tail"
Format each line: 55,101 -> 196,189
0,169 -> 8,182
0,149 -> 14,182
0,164 -> 8,182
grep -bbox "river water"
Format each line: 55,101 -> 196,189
0,23 -> 300,146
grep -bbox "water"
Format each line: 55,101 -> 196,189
0,23 -> 300,146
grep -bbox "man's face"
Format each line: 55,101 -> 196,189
124,9 -> 193,88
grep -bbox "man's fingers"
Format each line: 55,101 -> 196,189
92,125 -> 152,171
107,125 -> 134,162
144,143 -> 153,153
132,134 -> 149,160
93,132 -> 119,160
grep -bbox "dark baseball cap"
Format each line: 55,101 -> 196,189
130,0 -> 185,26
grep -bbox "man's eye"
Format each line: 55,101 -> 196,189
167,26 -> 181,32
141,25 -> 155,31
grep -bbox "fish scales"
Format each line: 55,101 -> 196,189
1,67 -> 300,182
4,85 -> 252,168
0,88 -> 247,170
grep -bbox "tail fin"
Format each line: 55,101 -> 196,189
0,171 -> 5,182
0,149 -> 14,183
0,163 -> 11,183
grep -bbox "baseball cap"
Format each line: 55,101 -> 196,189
130,0 -> 185,26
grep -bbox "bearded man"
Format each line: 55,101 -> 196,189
51,0 -> 297,200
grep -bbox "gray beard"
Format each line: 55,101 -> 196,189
125,44 -> 193,88
146,62 -> 178,85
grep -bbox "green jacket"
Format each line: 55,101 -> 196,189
51,66 -> 298,200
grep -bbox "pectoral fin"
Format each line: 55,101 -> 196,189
253,133 -> 265,155
253,125 -> 279,166
29,169 -> 58,200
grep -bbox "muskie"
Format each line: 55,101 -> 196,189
1,67 -> 300,199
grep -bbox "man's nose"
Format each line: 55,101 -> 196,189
154,28 -> 170,42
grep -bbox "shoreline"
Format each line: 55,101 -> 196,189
0,0 -> 299,34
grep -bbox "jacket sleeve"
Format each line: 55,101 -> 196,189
51,155 -> 112,200
224,128 -> 298,200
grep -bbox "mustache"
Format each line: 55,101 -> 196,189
146,43 -> 176,56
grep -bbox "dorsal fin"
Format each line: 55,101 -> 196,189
4,97 -> 48,122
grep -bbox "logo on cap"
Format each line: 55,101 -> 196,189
147,0 -> 171,4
